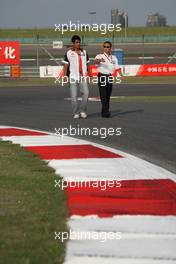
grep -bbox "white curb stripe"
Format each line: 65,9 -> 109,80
64,257 -> 176,264
68,215 -> 176,234
0,135 -> 89,146
1,133 -> 175,182
48,158 -> 175,181
65,236 -> 175,260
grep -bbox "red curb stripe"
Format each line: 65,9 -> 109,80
65,179 -> 176,216
0,128 -> 47,136
25,145 -> 123,160
68,198 -> 176,216
1,127 -> 175,217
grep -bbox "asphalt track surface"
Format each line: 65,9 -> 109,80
0,83 -> 176,174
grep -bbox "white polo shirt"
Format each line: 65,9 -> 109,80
95,53 -> 119,74
62,49 -> 90,80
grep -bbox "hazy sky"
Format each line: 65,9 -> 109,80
1,0 -> 176,28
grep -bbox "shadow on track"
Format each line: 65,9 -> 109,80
88,109 -> 144,118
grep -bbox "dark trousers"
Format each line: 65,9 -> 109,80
98,73 -> 112,116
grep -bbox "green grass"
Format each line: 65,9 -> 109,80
0,76 -> 176,87
122,26 -> 176,37
110,96 -> 176,102
0,78 -> 58,87
0,141 -> 68,264
0,26 -> 176,39
122,76 -> 176,84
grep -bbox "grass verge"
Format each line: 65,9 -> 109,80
110,95 -> 176,102
0,141 -> 68,264
0,78 -> 57,87
0,76 -> 176,87
122,76 -> 176,84
1,27 -> 176,38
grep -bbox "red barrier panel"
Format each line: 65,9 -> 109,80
0,41 -> 20,65
137,64 -> 176,76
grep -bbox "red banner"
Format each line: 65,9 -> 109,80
90,64 -> 176,77
136,64 -> 176,76
0,41 -> 20,65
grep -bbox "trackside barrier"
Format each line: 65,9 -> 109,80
1,64 -> 176,78
39,64 -> 176,78
1,36 -> 176,44
40,66 -> 63,78
0,66 -> 11,77
127,64 -> 176,77
20,67 -> 40,77
0,66 -> 39,78
89,64 -> 176,77
11,65 -> 20,78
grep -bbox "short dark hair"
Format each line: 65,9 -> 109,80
103,41 -> 112,47
71,35 -> 81,43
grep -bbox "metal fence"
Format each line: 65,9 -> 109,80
0,66 -> 40,78
0,66 -> 11,77
1,35 -> 176,44
20,67 -> 40,78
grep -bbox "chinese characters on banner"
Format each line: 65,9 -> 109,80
0,41 -> 20,65
137,64 -> 176,76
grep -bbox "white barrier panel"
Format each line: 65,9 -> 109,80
121,65 -> 140,76
53,41 -> 63,49
40,66 -> 63,78
0,66 -> 11,77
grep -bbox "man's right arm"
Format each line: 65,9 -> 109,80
62,52 -> 69,83
63,63 -> 68,76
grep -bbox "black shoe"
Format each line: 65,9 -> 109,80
101,112 -> 111,118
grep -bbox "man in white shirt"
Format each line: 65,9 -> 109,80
62,35 -> 90,119
95,41 -> 121,118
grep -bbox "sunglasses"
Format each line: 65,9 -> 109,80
103,45 -> 111,48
